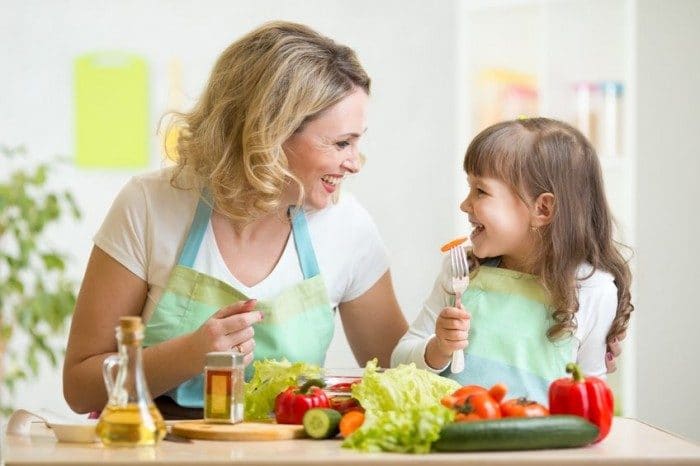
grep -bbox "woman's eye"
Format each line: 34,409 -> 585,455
335,141 -> 350,149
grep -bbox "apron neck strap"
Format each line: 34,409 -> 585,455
177,193 -> 321,280
288,206 -> 320,279
178,190 -> 213,268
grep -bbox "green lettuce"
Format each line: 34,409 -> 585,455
343,360 -> 459,453
350,359 -> 459,412
244,359 -> 322,421
343,405 -> 454,453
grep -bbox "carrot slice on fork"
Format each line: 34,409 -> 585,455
440,236 -> 468,253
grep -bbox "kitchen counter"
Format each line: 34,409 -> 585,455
3,417 -> 700,465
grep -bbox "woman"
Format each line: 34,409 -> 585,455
63,21 -> 407,417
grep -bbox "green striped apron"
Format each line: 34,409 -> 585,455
443,264 -> 572,405
143,194 -> 335,408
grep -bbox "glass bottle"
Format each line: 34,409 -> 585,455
203,351 -> 245,423
96,316 -> 166,446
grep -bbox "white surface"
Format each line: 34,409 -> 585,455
0,0 -> 461,419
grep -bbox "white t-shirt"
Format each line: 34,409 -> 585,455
391,255 -> 618,378
94,167 -> 389,323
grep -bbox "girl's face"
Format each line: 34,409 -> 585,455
460,174 -> 536,272
282,88 -> 368,210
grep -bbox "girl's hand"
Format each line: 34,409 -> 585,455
434,306 -> 471,358
188,299 -> 263,369
606,330 -> 626,373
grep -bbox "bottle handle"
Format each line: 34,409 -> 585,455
102,354 -> 122,401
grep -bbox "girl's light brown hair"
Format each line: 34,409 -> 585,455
464,117 -> 633,343
166,21 -> 370,226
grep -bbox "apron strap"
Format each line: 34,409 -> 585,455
289,206 -> 320,279
177,195 -> 320,279
178,191 -> 213,268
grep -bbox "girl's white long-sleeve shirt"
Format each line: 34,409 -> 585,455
391,256 -> 618,378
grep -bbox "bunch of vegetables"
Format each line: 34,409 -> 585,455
433,363 -> 614,451
440,383 -> 549,421
246,359 -> 613,453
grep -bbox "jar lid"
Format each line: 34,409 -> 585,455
205,351 -> 244,367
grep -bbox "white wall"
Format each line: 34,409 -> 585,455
634,0 -> 700,442
1,0 -> 461,418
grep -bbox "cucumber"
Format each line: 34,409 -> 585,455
433,415 -> 599,452
303,408 -> 342,439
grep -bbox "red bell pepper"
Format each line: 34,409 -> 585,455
549,363 -> 614,442
274,379 -> 330,424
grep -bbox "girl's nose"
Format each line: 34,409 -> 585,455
460,196 -> 471,213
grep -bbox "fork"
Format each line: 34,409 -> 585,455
448,244 -> 469,374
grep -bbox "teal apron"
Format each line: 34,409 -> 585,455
443,264 -> 572,405
143,194 -> 335,408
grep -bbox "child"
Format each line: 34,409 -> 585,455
391,118 -> 633,404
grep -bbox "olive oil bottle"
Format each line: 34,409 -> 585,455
96,317 -> 166,446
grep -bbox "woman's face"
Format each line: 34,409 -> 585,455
283,88 -> 368,210
460,174 -> 535,272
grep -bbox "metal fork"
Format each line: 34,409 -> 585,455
449,245 -> 469,374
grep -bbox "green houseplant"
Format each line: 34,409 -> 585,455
0,145 -> 81,415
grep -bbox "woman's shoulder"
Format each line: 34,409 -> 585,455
124,166 -> 200,205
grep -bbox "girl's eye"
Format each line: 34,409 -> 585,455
335,141 -> 350,149
475,188 -> 487,196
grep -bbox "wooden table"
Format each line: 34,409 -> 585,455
3,417 -> 700,465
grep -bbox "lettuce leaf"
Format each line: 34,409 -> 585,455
343,360 -> 460,453
342,404 -> 454,453
244,359 -> 323,421
350,359 -> 459,412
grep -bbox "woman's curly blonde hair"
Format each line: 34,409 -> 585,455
464,118 -> 633,344
166,21 -> 370,226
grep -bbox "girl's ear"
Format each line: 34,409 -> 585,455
531,192 -> 555,227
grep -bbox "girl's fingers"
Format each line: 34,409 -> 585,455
605,352 -> 617,374
440,307 -> 470,320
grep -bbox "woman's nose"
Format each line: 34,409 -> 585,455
341,153 -> 360,174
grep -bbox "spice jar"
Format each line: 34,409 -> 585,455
203,351 -> 244,423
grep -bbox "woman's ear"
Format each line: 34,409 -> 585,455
531,192 -> 555,227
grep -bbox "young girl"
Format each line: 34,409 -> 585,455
391,118 -> 633,404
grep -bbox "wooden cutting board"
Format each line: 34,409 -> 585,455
171,421 -> 306,441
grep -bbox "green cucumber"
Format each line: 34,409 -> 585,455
433,415 -> 599,452
303,408 -> 342,439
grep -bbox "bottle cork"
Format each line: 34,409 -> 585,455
120,316 -> 142,330
119,316 -> 143,344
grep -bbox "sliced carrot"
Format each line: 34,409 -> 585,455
440,236 -> 468,253
339,410 -> 365,438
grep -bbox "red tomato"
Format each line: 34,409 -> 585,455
500,397 -> 550,418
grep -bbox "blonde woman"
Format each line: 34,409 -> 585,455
63,21 -> 407,418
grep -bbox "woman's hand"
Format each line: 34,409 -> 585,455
425,306 -> 470,370
188,299 -> 263,368
606,330 -> 626,373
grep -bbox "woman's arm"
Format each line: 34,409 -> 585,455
63,246 -> 260,413
338,271 -> 407,368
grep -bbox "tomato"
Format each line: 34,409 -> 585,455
451,384 -> 488,400
500,397 -> 550,418
453,392 -> 502,421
